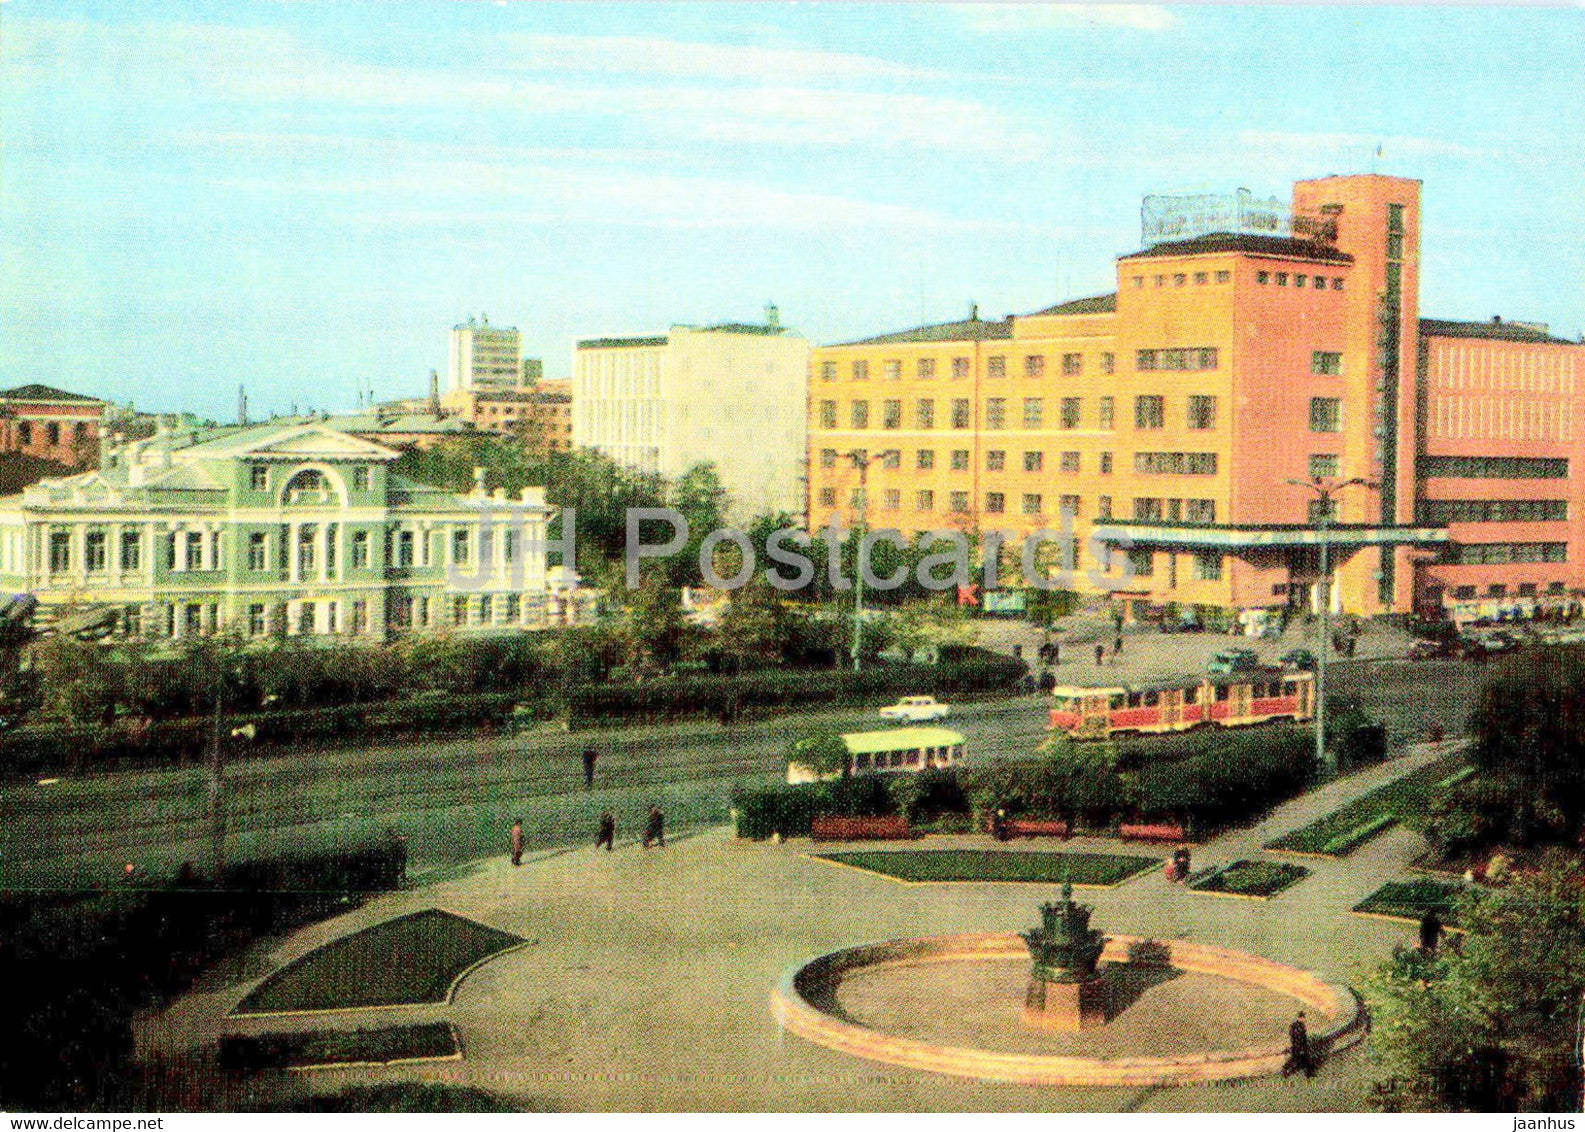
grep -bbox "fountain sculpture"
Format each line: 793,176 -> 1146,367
1020,879 -> 1109,1031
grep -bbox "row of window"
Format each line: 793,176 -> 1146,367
811,488 -> 1214,525
1416,499 -> 1569,525
1121,547 -> 1224,581
1255,271 -> 1345,291
818,447 -> 1105,475
1135,348 -> 1218,373
250,465 -> 373,492
1134,451 -> 1219,476
1418,456 -> 1569,480
1441,542 -> 1569,565
817,394 -> 1223,433
1130,271 -> 1232,289
820,353 -> 1120,382
1131,497 -> 1218,523
8,421 -> 91,447
1439,581 -> 1568,601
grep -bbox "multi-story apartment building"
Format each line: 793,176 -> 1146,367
807,174 -> 1585,618
574,309 -> 809,519
0,420 -> 592,639
0,383 -> 104,468
448,315 -> 526,394
441,379 -> 575,456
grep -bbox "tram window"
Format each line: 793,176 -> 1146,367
1110,694 -> 1124,710
1144,691 -> 1159,706
906,749 -> 920,766
1184,686 -> 1199,704
854,753 -> 870,769
1215,685 -> 1230,702
1127,692 -> 1143,708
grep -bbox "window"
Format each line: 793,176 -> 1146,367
986,492 -> 1006,514
84,531 -> 106,572
397,530 -> 415,566
1308,454 -> 1340,479
1055,354 -> 1079,378
1417,499 -> 1569,524
1193,272 -> 1208,285
986,450 -> 1006,471
917,358 -> 936,380
914,399 -> 934,429
883,360 -> 902,381
986,398 -> 1007,430
1519,582 -> 1538,597
1133,497 -> 1164,521
451,528 -> 471,565
1417,456 -> 1568,479
1022,493 -> 1043,516
883,489 -> 900,512
1311,351 -> 1343,376
916,490 -> 935,512
1453,585 -> 1476,600
1186,395 -> 1217,430
185,531 -> 204,571
1025,355 -> 1046,378
819,400 -> 838,429
1309,397 -> 1342,433
250,465 -> 269,490
819,487 -> 837,507
1276,272 -> 1288,286
950,449 -> 969,471
1444,542 -> 1568,565
247,604 -> 267,636
1099,396 -> 1115,430
850,401 -> 869,429
46,423 -> 59,445
1060,451 -> 1080,474
1136,348 -> 1218,372
882,399 -> 902,429
1126,547 -> 1155,576
1257,271 -> 1270,284
849,488 -> 864,510
917,449 -> 935,470
248,532 -> 267,570
120,530 -> 140,571
17,422 -> 31,444
1133,276 -> 1144,288
1134,452 -> 1218,475
353,466 -> 370,490
352,530 -> 370,567
952,357 -> 970,379
1135,395 -> 1165,430
1331,278 -> 1344,291
987,356 -> 1006,378
1022,397 -> 1043,429
1215,270 -> 1231,284
1059,494 -> 1080,518
1098,495 -> 1113,519
1295,274 -> 1308,288
1313,275 -> 1326,291
948,491 -> 970,514
819,448 -> 837,468
1060,397 -> 1081,429
1186,499 -> 1217,524
852,360 -> 869,381
951,399 -> 971,429
1100,451 -> 1113,475
1023,451 -> 1043,473
1154,274 -> 1165,287
1193,551 -> 1223,581
1173,273 -> 1187,287
881,449 -> 901,469
820,361 -> 837,382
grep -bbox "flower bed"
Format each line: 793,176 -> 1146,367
219,1023 -> 459,1071
1263,754 -> 1470,858
1189,859 -> 1310,899
1352,879 -> 1465,926
815,849 -> 1157,887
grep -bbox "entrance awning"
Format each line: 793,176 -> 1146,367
1095,522 -> 1448,550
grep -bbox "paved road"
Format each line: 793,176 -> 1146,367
0,653 -> 1490,889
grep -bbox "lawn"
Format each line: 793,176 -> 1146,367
1189,859 -> 1309,899
1353,879 -> 1466,926
272,1085 -> 519,1112
219,1022 -> 459,1071
1263,753 -> 1470,857
815,849 -> 1158,887
233,909 -> 525,1015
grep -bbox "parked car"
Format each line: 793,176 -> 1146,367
1279,648 -> 1318,671
1477,630 -> 1522,654
1207,648 -> 1260,674
878,695 -> 950,723
1408,638 -> 1457,660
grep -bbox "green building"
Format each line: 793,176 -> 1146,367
0,419 -> 586,639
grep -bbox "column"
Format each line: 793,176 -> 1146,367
317,522 -> 329,582
289,521 -> 301,582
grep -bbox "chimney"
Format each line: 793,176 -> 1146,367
970,303 -> 979,322
765,301 -> 780,330
429,370 -> 442,419
237,385 -> 249,427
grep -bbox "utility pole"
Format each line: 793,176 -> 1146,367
1287,476 -> 1373,775
847,449 -> 899,672
208,660 -> 226,883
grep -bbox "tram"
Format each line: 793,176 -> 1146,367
1048,669 -> 1314,739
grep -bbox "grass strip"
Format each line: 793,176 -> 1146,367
234,909 -> 524,1015
1189,859 -> 1309,898
1352,879 -> 1465,926
816,849 -> 1157,887
1264,753 -> 1469,858
219,1022 -> 458,1071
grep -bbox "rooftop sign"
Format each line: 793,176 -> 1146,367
1141,188 -> 1337,247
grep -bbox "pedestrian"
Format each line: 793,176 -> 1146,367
1095,643 -> 1105,667
1114,635 -> 1123,655
595,810 -> 616,852
1051,641 -> 1060,666
509,818 -> 525,867
1418,907 -> 1443,953
643,806 -> 666,848
582,747 -> 598,790
991,808 -> 1010,842
1283,1011 -> 1315,1078
1173,846 -> 1191,883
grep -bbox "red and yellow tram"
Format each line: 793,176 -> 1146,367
1048,669 -> 1315,739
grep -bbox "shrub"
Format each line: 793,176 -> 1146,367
1330,706 -> 1388,770
732,776 -> 895,840
1133,726 -> 1316,832
889,767 -> 971,825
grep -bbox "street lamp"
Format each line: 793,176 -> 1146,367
847,448 -> 899,672
1285,476 -> 1375,775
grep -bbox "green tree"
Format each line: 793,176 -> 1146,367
788,730 -> 850,780
715,575 -> 787,669
27,637 -> 123,726
1362,855 -> 1585,1111
620,577 -> 689,672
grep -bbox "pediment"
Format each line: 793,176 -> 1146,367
236,425 -> 399,462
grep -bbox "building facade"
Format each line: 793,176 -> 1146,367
0,420 -> 592,639
806,173 -> 1584,618
440,379 -> 575,456
0,384 -> 104,469
448,315 -> 527,394
573,312 -> 810,518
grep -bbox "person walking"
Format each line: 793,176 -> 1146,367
509,818 -> 525,867
1094,643 -> 1105,667
1419,907 -> 1444,953
595,810 -> 616,852
643,806 -> 666,849
1051,641 -> 1060,666
1283,1011 -> 1315,1078
1114,635 -> 1123,656
581,747 -> 598,790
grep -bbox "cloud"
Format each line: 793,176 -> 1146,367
1238,130 -> 1488,162
955,4 -> 1179,34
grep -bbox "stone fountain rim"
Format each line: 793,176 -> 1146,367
771,930 -> 1367,1088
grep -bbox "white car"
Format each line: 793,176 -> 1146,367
879,695 -> 950,723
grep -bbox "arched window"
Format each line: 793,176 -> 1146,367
282,468 -> 337,506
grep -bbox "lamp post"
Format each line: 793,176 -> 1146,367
847,449 -> 899,672
1286,476 -> 1374,775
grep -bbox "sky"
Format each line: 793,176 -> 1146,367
2,2 -> 1582,420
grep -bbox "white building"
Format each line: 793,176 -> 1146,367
572,309 -> 810,519
448,315 -> 525,394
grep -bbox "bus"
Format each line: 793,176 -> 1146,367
785,726 -> 967,784
1048,669 -> 1314,740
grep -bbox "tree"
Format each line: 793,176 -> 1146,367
1362,855 -> 1585,1111
27,637 -> 123,726
620,577 -> 689,672
715,575 -> 787,669
788,731 -> 850,780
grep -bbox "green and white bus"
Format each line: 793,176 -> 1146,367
785,726 -> 967,784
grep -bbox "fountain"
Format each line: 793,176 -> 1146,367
1019,880 -> 1108,1031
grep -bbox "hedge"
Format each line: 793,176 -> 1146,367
1131,726 -> 1317,832
732,776 -> 895,840
219,1023 -> 457,1072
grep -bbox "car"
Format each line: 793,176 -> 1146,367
1477,630 -> 1522,654
1279,648 -> 1318,671
1207,648 -> 1260,674
1408,638 -> 1457,660
878,695 -> 950,723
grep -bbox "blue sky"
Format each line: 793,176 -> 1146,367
2,2 -> 1582,419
